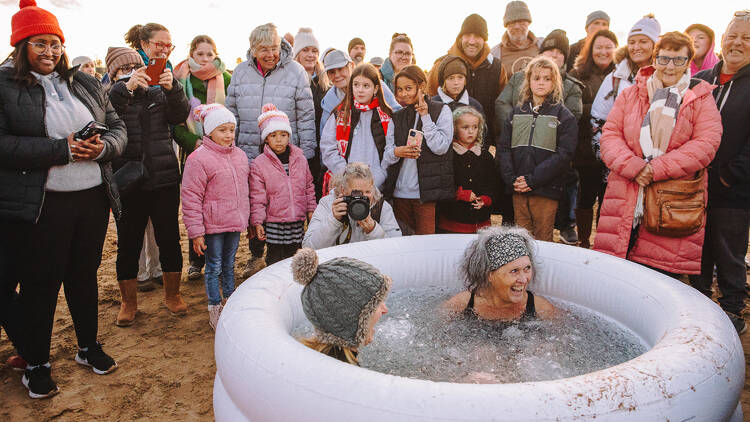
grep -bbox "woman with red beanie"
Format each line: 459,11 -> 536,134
0,0 -> 127,398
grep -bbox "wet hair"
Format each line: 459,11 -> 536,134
574,29 -> 618,79
333,162 -> 383,202
393,64 -> 427,91
249,23 -> 279,54
460,226 -> 536,293
125,23 -> 169,50
338,63 -> 392,123
299,338 -> 358,365
654,31 -> 696,61
6,36 -> 71,88
389,33 -> 413,54
519,56 -> 563,105
189,35 -> 218,57
452,106 -> 485,146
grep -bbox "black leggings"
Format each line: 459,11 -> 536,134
0,221 -> 24,351
16,186 -> 110,365
576,166 -> 606,211
265,243 -> 301,265
116,185 -> 182,280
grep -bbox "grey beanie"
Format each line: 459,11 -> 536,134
487,233 -> 530,271
72,56 -> 93,67
369,56 -> 384,66
292,248 -> 391,348
504,1 -> 532,26
586,11 -> 610,29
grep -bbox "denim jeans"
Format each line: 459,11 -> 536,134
204,232 -> 241,306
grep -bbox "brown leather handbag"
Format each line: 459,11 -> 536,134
643,170 -> 706,237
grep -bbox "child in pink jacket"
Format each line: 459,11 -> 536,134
251,104 -> 317,265
181,104 -> 250,330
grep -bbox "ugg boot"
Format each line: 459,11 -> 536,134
575,209 -> 594,249
208,304 -> 222,331
116,279 -> 138,327
241,257 -> 266,279
163,272 -> 188,315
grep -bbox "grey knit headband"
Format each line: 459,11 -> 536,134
487,234 -> 529,271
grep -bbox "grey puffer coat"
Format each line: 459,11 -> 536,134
226,39 -> 315,163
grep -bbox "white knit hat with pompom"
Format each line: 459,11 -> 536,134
293,27 -> 319,59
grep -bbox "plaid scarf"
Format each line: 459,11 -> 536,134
633,70 -> 691,227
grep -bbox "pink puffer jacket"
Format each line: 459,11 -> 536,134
181,137 -> 250,239
593,67 -> 722,274
250,144 -> 316,225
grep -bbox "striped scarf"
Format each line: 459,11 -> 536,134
173,57 -> 227,137
632,70 -> 691,227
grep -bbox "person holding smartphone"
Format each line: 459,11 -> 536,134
382,65 -> 454,235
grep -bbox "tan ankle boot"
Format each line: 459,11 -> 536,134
116,279 -> 138,327
163,272 -> 188,315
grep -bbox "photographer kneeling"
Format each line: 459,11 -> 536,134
303,162 -> 401,249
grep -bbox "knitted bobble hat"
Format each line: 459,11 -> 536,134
257,103 -> 292,141
292,248 -> 392,348
105,47 -> 142,80
293,28 -> 319,59
629,14 -> 661,44
504,1 -> 532,26
194,104 -> 236,137
11,0 -> 65,47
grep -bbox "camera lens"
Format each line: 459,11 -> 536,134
348,200 -> 370,221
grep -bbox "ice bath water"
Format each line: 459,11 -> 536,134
295,286 -> 647,383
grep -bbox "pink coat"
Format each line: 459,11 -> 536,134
593,67 -> 722,274
250,144 -> 317,225
181,137 -> 250,239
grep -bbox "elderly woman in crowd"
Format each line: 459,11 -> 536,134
593,31 -> 722,277
1,0 -> 126,398
445,226 -> 555,320
303,162 -> 401,249
227,22 -> 315,277
72,55 -> 97,78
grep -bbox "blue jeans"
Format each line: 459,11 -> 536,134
204,232 -> 240,305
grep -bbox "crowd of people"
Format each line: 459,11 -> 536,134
1,0 -> 749,399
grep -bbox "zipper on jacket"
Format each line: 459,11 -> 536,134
526,103 -> 539,147
35,85 -> 50,223
657,189 -> 704,195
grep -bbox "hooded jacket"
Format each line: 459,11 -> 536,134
0,65 -> 127,222
226,39 -> 315,163
593,67 -> 722,274
695,61 -> 750,208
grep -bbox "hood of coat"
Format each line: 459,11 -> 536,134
245,38 -> 294,74
635,65 -> 716,106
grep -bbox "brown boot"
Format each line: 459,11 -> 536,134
163,272 -> 187,315
575,209 -> 595,249
116,279 -> 138,327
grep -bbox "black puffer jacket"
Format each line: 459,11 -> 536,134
109,80 -> 190,191
0,65 -> 127,222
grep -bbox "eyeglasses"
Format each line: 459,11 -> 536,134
655,56 -> 689,66
117,64 -> 141,73
734,10 -> 749,17
393,50 -> 413,58
27,42 -> 65,56
149,40 -> 176,52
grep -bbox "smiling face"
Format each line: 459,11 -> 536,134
254,39 -> 281,73
327,64 -> 352,91
487,256 -> 533,305
721,20 -> 750,74
688,29 -> 711,60
210,123 -> 235,146
352,75 -> 377,104
627,34 -> 654,68
395,76 -> 420,106
142,30 -> 171,59
265,130 -> 289,154
26,34 -> 63,75
592,35 -> 616,70
296,46 -> 319,74
191,42 -> 216,66
455,113 -> 480,147
364,299 -> 389,346
389,42 -> 413,73
461,33 -> 485,59
349,44 -> 366,64
654,47 -> 690,87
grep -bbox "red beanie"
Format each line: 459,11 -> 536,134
10,0 -> 65,47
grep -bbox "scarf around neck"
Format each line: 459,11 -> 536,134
173,57 -> 227,137
632,70 -> 691,227
690,43 -> 720,76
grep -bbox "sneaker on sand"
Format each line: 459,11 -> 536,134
187,265 -> 203,281
7,355 -> 27,372
242,257 -> 266,279
726,312 -> 747,335
208,304 -> 222,331
22,365 -> 59,399
137,278 -> 156,292
558,226 -> 578,245
75,342 -> 118,375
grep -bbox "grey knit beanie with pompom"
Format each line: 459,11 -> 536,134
292,248 -> 391,348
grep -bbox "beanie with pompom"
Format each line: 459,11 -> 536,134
292,248 -> 391,348
11,0 -> 65,47
193,103 -> 236,138
257,103 -> 292,141
293,27 -> 319,59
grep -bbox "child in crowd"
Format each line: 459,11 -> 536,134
382,65 -> 454,235
498,57 -> 577,241
251,104 -> 317,265
437,107 -> 497,233
181,104 -> 249,330
432,55 -> 484,114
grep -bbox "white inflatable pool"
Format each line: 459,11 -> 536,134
214,235 -> 744,421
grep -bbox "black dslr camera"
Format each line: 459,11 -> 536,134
342,190 -> 370,221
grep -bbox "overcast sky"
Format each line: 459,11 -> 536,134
0,0 -> 746,69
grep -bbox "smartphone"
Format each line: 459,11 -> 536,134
76,121 -> 108,140
406,129 -> 424,148
145,57 -> 167,86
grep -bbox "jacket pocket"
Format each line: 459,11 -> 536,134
531,115 -> 559,152
510,115 -> 533,148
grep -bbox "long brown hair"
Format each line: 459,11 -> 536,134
573,29 -> 618,79
125,23 -> 169,51
6,37 -> 71,87
338,63 -> 392,122
299,337 -> 359,365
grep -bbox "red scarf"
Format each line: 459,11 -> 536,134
322,97 -> 391,194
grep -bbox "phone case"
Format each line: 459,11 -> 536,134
406,130 -> 424,148
145,58 -> 167,86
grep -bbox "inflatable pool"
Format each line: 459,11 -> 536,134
214,235 -> 744,421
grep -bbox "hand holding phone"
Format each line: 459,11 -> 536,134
406,129 -> 423,149
145,57 -> 167,86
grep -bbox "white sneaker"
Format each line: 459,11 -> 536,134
208,304 -> 222,331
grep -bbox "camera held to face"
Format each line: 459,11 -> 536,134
342,190 -> 370,221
